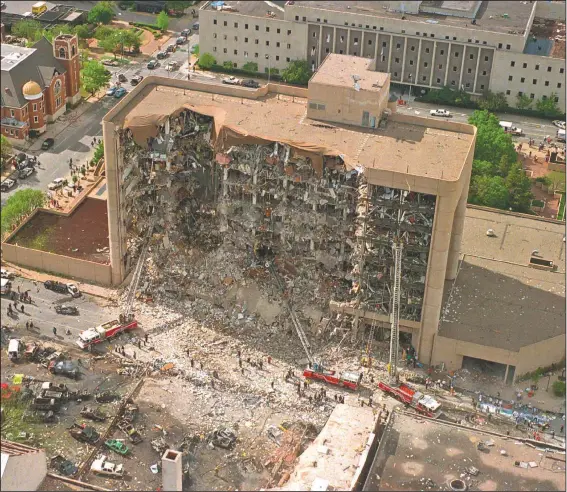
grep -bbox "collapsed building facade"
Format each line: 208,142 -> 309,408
102,55 -> 475,364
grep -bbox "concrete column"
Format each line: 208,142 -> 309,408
417,195 -> 456,364
351,315 -> 360,342
415,38 -> 422,84
333,26 -> 337,53
374,33 -> 379,61
103,120 -> 125,285
360,31 -> 364,57
346,29 -> 351,55
252,170 -> 258,205
444,42 -> 452,86
222,168 -> 228,197
429,41 -> 436,84
387,35 -> 393,73
473,47 -> 482,93
504,364 -> 509,384
458,45 -> 466,90
401,37 -> 408,82
162,449 -> 182,491
446,171 -> 470,280
318,24 -> 323,66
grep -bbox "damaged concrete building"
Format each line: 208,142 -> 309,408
102,54 -> 475,364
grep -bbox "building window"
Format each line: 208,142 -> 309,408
465,82 -> 470,88
10,109 -> 14,117
498,43 -> 503,49
545,81 -> 549,86
339,49 -> 343,54
33,103 -> 37,111
547,66 -> 551,72
506,44 -> 510,50
255,39 -> 259,44
422,75 -> 427,81
59,47 -> 66,58
469,54 -> 474,60
340,36 -> 345,43
302,16 -> 306,21
213,33 -> 217,38
368,39 -> 372,45
276,55 -> 279,60
245,37 -> 248,42
353,51 -> 357,56
424,62 -> 428,68
508,75 -> 513,81
266,27 -> 270,32
213,47 -> 217,52
395,58 -> 400,63
255,25 -> 259,31
416,32 -> 420,35
276,42 -> 280,47
213,19 -> 217,25
506,90 -> 510,95
561,68 -> 565,74
234,22 -> 238,28
480,84 -> 485,89
10,129 -> 13,135
382,41 -> 387,47
287,44 -> 291,49
555,96 -> 559,102
511,61 -> 515,67
286,57 -> 290,62
518,91 -> 523,96
244,51 -> 248,57
521,77 -> 525,82
245,23 -> 248,29
482,70 -> 487,75
440,50 -> 444,55
223,48 -> 227,53
523,63 -> 527,68
453,66 -> 457,72
33,116 -> 38,123
533,79 -> 537,84
438,64 -> 443,69
287,30 -> 291,35
234,49 -> 238,55
445,35 -> 449,39
223,21 -> 227,26
467,68 -> 472,74
410,60 -> 414,65
396,43 -> 401,49
558,83 -> 562,88
255,53 -> 258,58
354,38 -> 358,45
393,72 -> 398,77
325,48 -> 329,53
223,34 -> 227,40
468,39 -> 472,43
277,28 -> 280,33
530,93 -> 535,99
295,15 -> 299,20
542,95 -> 547,100
56,96 -> 61,107
451,80 -> 456,85
425,48 -> 430,53
453,36 -> 457,40
454,52 -> 459,57
380,27 -> 384,31
266,41 -> 270,46
436,78 -> 441,83
410,46 -> 415,51
535,64 -> 539,70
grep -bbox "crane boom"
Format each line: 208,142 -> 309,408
388,241 -> 403,382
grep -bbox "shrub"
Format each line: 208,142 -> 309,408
552,380 -> 566,397
198,52 -> 216,69
281,60 -> 312,85
242,62 -> 258,73
1,189 -> 46,238
222,61 -> 233,70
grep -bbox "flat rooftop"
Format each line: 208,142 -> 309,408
108,80 -> 473,181
310,54 -> 389,92
439,207 -> 565,351
0,43 -> 36,71
276,404 -> 376,491
293,1 -> 534,35
364,412 -> 566,491
204,0 -> 285,20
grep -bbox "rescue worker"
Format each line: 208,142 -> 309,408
53,327 -> 57,335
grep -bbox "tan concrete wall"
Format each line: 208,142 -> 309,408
307,78 -> 390,128
516,334 -> 567,377
535,1 -> 567,21
2,243 -> 112,285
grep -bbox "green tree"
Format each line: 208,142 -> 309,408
546,171 -> 566,193
506,164 -> 533,213
94,25 -> 114,40
222,61 -> 233,70
242,62 -> 258,73
552,380 -> 566,397
42,24 -> 76,42
470,175 -> 509,209
81,60 -> 111,96
478,91 -> 508,112
498,155 -> 512,177
12,19 -> 43,42
88,1 -> 115,25
198,52 -> 216,69
93,141 -> 105,164
471,159 -> 495,178
74,24 -> 92,40
468,110 -> 517,167
535,93 -> 561,117
516,93 -> 532,110
166,1 -> 192,13
156,11 -> 169,31
1,134 -> 13,160
282,60 -> 312,85
1,189 -> 46,239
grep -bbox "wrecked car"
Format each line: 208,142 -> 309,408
208,428 -> 237,449
80,406 -> 107,422
105,439 -> 129,455
118,420 -> 143,444
50,455 -> 78,476
69,424 -> 100,444
44,280 -> 81,297
23,410 -> 56,423
55,305 -> 79,315
91,455 -> 124,478
95,391 -> 118,403
48,360 -> 80,380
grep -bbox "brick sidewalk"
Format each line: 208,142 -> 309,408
1,261 -> 117,300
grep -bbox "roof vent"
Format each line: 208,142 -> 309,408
486,229 -> 495,237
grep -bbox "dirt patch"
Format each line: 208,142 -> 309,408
9,198 -> 109,263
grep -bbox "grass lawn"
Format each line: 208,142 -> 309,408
558,192 -> 565,221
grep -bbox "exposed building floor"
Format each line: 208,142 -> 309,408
7,197 -> 110,264
365,411 -> 566,491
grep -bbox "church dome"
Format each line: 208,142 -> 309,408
22,80 -> 43,100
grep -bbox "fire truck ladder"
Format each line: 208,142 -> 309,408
388,241 -> 403,383
122,221 -> 155,321
268,262 -> 314,365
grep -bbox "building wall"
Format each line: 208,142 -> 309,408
199,8 -> 307,72
43,72 -> 67,121
53,34 -> 81,104
28,95 -> 47,134
1,449 -> 47,492
490,50 -> 566,112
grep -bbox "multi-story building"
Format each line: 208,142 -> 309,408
1,34 -> 81,140
102,55 -> 475,365
199,0 -> 566,112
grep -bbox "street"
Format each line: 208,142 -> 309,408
1,277 -> 115,344
394,97 -> 564,144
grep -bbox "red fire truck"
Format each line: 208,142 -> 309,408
378,381 -> 441,418
303,363 -> 361,391
76,319 -> 138,350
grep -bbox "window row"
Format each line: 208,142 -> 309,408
507,75 -> 562,88
213,34 -> 291,48
213,47 -> 290,62
516,91 -> 560,103
510,61 -> 564,74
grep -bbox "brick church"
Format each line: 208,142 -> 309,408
1,34 -> 81,140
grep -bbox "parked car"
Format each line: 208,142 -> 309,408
499,121 -> 523,136
1,268 -> 15,280
18,167 -> 34,179
118,74 -> 127,83
166,44 -> 176,53
147,59 -> 158,69
222,76 -> 241,85
48,178 -> 65,190
102,59 -> 119,67
175,36 -> 186,45
553,120 -> 566,130
41,138 -> 54,150
16,152 -> 28,163
49,360 -> 80,379
114,87 -> 127,98
55,304 -> 79,315
0,178 -> 16,191
192,22 -> 199,31
430,109 -> 451,117
91,455 -> 124,478
44,280 -> 81,297
241,79 -> 260,88
156,51 -> 168,59
181,28 -> 191,37
165,61 -> 179,71
69,425 -> 99,444
106,86 -> 118,96
130,75 -> 143,85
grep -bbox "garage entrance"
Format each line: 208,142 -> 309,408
462,355 -> 508,381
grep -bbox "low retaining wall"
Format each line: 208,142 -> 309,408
548,162 -> 566,172
1,243 -> 112,286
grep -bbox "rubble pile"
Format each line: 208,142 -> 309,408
117,106 -> 438,341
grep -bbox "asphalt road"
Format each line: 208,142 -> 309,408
1,277 -> 115,345
395,98 -> 565,144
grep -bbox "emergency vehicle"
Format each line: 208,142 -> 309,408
76,319 -> 138,350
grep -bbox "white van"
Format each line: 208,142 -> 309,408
7,339 -> 23,360
1,278 -> 12,295
557,129 -> 566,142
499,121 -> 523,136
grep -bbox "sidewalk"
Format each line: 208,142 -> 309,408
2,261 -> 117,301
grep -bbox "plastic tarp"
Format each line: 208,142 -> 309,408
124,104 -> 351,177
